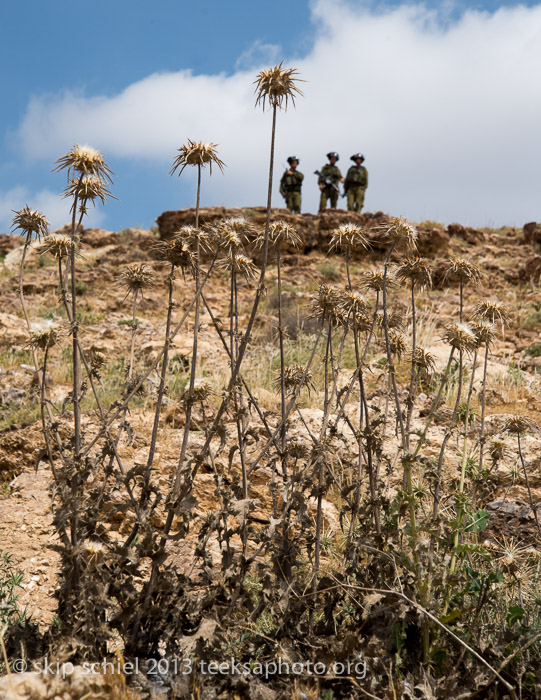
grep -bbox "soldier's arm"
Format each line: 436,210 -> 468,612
295,172 -> 304,182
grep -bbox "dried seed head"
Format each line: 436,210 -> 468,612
265,220 -> 302,248
78,540 -> 106,564
154,238 -> 195,269
170,140 -> 225,176
410,347 -> 437,374
27,327 -> 62,351
39,233 -> 74,259
489,439 -> 508,463
309,284 -> 343,325
11,206 -> 49,240
329,223 -> 370,253
376,309 -> 404,331
173,225 -> 212,253
444,258 -> 481,286
339,290 -> 369,317
217,252 -> 258,280
277,364 -> 315,395
350,310 -> 372,333
89,348 -> 107,378
395,257 -> 432,290
254,63 -> 304,110
117,264 -> 155,296
54,144 -> 113,183
190,379 -> 213,402
212,218 -> 255,252
63,175 -> 113,206
443,322 -> 477,352
473,300 -> 507,325
504,415 -> 535,435
471,321 -> 496,347
377,216 -> 418,252
389,331 -> 407,358
360,269 -> 396,293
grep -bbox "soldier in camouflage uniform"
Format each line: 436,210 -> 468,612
318,152 -> 344,212
344,153 -> 368,213
280,156 -> 304,214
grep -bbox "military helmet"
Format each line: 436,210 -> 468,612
351,153 -> 365,163
327,151 -> 339,161
287,156 -> 299,165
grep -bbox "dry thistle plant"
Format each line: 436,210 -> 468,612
11,205 -> 49,240
217,252 -> 258,280
410,346 -> 436,375
309,284 -> 343,326
265,220 -> 302,248
63,175 -> 113,209
53,144 -> 113,182
117,264 -> 155,297
276,364 -> 315,395
170,140 -> 225,176
473,299 -> 507,323
154,238 -> 195,271
444,257 -> 482,286
254,62 -> 304,110
39,233 -> 75,259
389,331 -> 407,359
27,327 -> 63,351
360,269 -> 395,293
377,216 -> 418,252
212,217 -> 255,252
339,290 -> 369,317
443,322 -> 477,352
395,257 -> 432,290
329,223 -> 370,253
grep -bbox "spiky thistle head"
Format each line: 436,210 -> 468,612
471,320 -> 496,348
212,218 -> 256,252
53,144 -> 113,183
170,140 -> 225,176
376,309 -> 404,332
174,225 -> 212,253
329,223 -> 370,253
39,233 -> 74,259
395,257 -> 432,290
360,269 -> 396,293
217,252 -> 258,280
190,378 -> 213,402
309,284 -> 343,326
444,258 -> 481,286
410,347 -> 437,374
504,415 -> 535,435
443,322 -> 477,352
78,540 -> 106,564
265,220 -> 302,248
339,290 -> 369,317
389,331 -> 407,359
11,206 -> 49,240
63,175 -> 114,207
376,216 -> 418,252
117,264 -> 155,296
473,300 -> 507,325
27,327 -> 63,351
276,364 -> 315,395
154,238 -> 195,270
489,439 -> 508,464
254,63 -> 304,110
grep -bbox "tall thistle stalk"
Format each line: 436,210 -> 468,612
185,64 -> 303,484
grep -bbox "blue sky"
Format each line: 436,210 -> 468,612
2,0 -> 541,232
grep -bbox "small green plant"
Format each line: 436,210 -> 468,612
0,551 -> 26,626
525,342 -> 541,358
75,280 -> 88,296
508,360 -> 525,387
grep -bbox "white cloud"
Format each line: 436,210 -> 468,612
14,0 -> 541,227
0,186 -> 104,233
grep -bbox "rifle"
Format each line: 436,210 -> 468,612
314,170 -> 346,197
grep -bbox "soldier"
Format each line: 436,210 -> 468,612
280,156 -> 304,214
318,152 -> 344,212
344,153 -> 368,213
